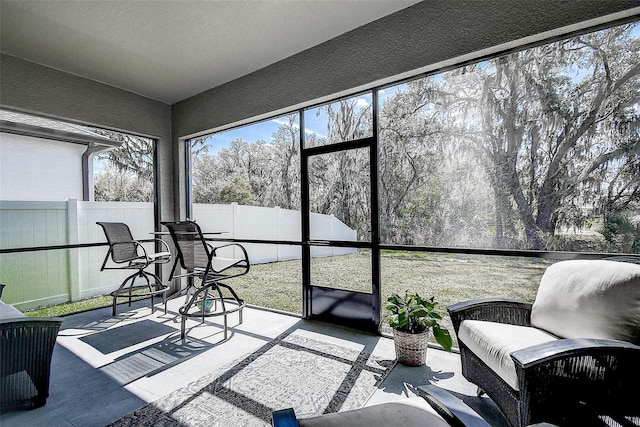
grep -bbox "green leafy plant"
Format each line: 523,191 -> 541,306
385,291 -> 453,352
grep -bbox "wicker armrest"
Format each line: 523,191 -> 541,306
511,338 -> 640,420
511,338 -> 640,369
447,298 -> 532,333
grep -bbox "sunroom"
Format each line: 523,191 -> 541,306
1,1 -> 639,426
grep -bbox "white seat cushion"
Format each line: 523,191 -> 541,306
531,260 -> 640,344
458,320 -> 558,390
298,397 -> 450,427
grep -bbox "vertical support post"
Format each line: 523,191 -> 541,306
300,109 -> 311,318
232,202 -> 238,259
66,198 -> 81,301
152,138 -> 164,286
330,214 -> 336,257
275,206 -> 281,262
371,89 -> 382,329
81,143 -> 94,202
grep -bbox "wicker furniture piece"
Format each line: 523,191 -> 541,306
162,220 -> 249,340
392,328 -> 430,366
1,285 -> 62,411
272,385 -> 492,427
97,222 -> 171,316
448,258 -> 640,427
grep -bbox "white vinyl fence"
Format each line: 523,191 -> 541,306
0,200 -> 356,309
192,203 -> 357,263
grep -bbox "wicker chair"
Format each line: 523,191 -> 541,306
448,258 -> 640,427
1,285 -> 62,411
97,222 -> 171,315
162,220 -> 249,340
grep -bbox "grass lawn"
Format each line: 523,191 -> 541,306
26,251 -> 550,339
25,295 -> 114,318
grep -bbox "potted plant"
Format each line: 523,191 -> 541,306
385,291 -> 453,366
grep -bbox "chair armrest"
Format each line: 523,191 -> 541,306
511,338 -> 640,369
447,298 -> 532,333
212,243 -> 250,262
418,384 -> 491,427
151,238 -> 172,256
142,239 -> 171,264
272,408 -> 300,427
511,338 -> 640,418
134,242 -> 152,268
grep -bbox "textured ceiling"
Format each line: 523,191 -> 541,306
0,0 -> 420,104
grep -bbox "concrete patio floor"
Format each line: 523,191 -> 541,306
0,298 -> 509,426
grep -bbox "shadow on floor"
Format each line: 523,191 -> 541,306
1,302 -> 510,427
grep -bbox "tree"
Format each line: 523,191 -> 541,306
187,23 -> 639,253
374,23 -> 639,251
94,164 -> 153,202
267,115 -> 300,210
191,114 -> 301,210
378,80 -> 448,244
90,128 -> 155,202
309,98 -> 373,239
472,25 -> 640,249
218,177 -> 257,205
378,79 -> 496,246
92,130 -> 154,180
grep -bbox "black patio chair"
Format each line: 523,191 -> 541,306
162,220 -> 249,340
97,222 -> 171,315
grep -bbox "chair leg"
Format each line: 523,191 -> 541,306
111,272 -> 137,315
140,271 -> 152,311
163,291 -> 167,315
223,313 -> 228,340
214,284 -> 229,340
181,314 -> 187,340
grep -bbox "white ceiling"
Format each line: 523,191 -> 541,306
0,0 -> 421,105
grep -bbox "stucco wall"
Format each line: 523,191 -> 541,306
0,133 -> 85,201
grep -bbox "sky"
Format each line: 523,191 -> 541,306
195,94 -> 375,155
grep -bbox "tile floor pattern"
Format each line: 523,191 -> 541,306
0,298 -> 509,426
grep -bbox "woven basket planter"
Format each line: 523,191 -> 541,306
393,328 -> 430,366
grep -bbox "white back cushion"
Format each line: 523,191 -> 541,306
531,260 -> 640,344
